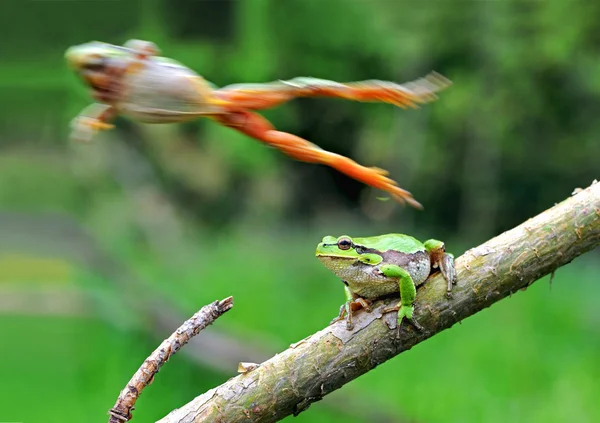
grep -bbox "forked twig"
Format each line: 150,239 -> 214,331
107,297 -> 234,423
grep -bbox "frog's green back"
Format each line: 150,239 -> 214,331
354,234 -> 424,253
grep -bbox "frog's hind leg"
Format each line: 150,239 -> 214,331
280,72 -> 451,108
380,264 -> 423,331
216,110 -> 422,208
424,239 -> 457,298
213,83 -> 298,111
214,72 -> 451,111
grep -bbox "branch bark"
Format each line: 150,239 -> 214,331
155,180 -> 600,423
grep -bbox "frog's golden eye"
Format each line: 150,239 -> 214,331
337,237 -> 353,251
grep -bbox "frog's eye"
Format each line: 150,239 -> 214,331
82,55 -> 106,72
337,237 -> 353,251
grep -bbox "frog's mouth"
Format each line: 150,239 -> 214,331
80,70 -> 122,103
315,255 -> 358,268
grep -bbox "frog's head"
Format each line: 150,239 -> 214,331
316,235 -> 383,276
65,42 -> 130,99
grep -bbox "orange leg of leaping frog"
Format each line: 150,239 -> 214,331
214,72 -> 450,112
215,110 -> 423,208
211,73 -> 451,207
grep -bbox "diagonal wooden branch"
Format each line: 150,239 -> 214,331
155,180 -> 600,423
108,297 -> 234,423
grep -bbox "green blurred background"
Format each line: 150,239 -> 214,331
1,1 -> 599,422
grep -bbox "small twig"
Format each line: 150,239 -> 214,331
0,213 -> 413,423
107,297 -> 234,423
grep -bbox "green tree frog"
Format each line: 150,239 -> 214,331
65,39 -> 452,208
316,234 -> 457,330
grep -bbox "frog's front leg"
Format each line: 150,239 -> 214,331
124,39 -> 160,59
331,286 -> 372,330
214,72 -> 451,111
215,110 -> 422,208
381,264 -> 423,331
70,103 -> 117,143
424,239 -> 457,298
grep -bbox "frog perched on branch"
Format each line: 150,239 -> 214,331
65,39 -> 451,208
316,233 -> 456,330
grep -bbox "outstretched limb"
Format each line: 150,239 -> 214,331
215,110 -> 422,207
380,264 -> 423,331
424,239 -> 457,298
331,286 -> 372,330
70,103 -> 117,143
214,72 -> 451,111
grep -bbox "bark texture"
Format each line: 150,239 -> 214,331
157,180 -> 600,423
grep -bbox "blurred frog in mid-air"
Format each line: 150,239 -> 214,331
65,39 -> 452,208
316,233 -> 457,330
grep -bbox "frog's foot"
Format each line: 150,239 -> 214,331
124,39 -> 160,59
440,253 -> 457,299
70,116 -> 114,143
424,239 -> 458,298
330,302 -> 354,330
382,303 -> 423,332
280,73 -> 451,109
346,73 -> 451,109
331,298 -> 372,331
354,297 -> 372,313
384,72 -> 452,108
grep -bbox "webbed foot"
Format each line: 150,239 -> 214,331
383,303 -> 423,332
70,116 -> 114,143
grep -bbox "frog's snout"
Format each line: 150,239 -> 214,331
65,46 -> 83,70
315,242 -> 325,255
64,42 -> 105,70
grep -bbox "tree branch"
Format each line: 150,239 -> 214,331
155,180 -> 599,423
108,297 -> 234,423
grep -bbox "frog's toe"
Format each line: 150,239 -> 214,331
330,303 -> 350,327
70,116 -> 114,142
407,317 -> 424,332
329,314 -> 354,330
395,304 -> 423,331
382,304 -> 400,314
329,314 -> 343,325
355,297 -> 372,313
70,122 -> 95,143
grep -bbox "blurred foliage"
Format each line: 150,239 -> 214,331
0,1 -> 599,422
